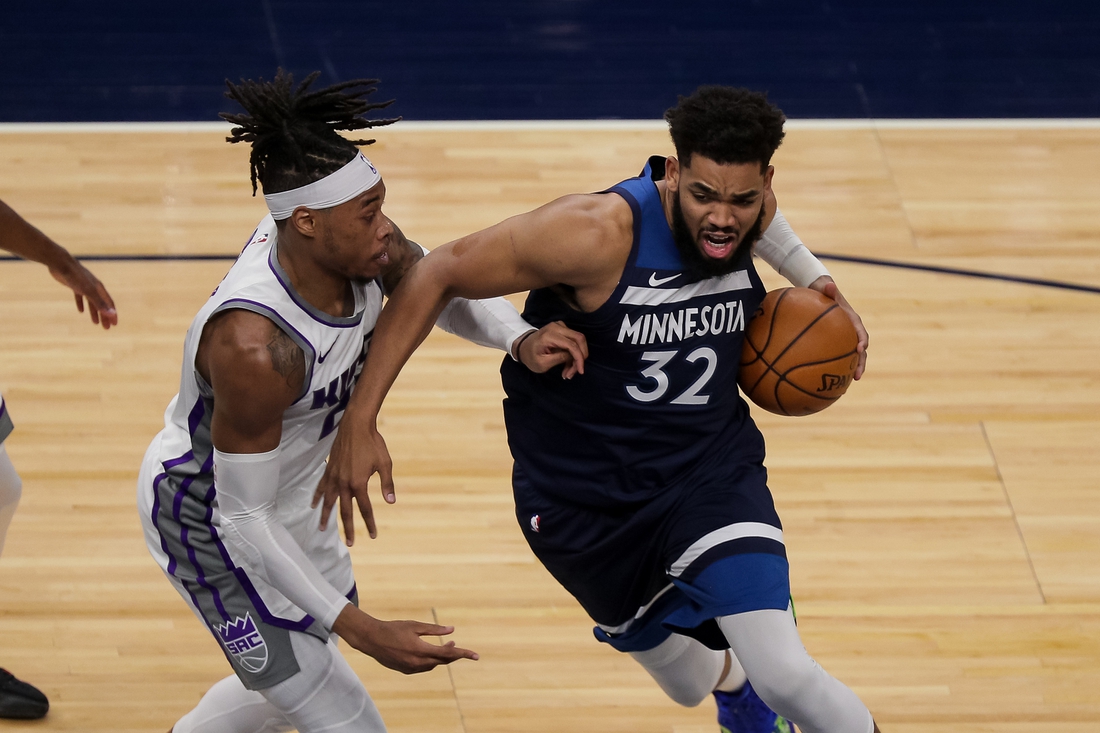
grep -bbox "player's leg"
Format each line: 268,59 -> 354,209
259,633 -> 384,733
171,634 -> 385,733
629,633 -> 742,707
630,634 -> 789,733
173,674 -> 292,733
718,606 -> 876,733
514,469 -> 787,732
0,442 -> 21,557
0,428 -> 50,721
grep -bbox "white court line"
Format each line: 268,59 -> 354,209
1,119 -> 1099,134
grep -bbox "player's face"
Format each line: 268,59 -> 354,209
317,181 -> 394,282
667,155 -> 771,276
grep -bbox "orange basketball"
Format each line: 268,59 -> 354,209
739,288 -> 859,416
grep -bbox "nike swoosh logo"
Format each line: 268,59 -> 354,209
317,341 -> 337,364
648,272 -> 681,287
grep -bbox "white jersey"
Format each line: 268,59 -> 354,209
138,214 -> 375,637
158,213 -> 377,514
138,214 -> 537,685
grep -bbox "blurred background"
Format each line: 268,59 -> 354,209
2,0 -> 1099,122
1,4 -> 1100,731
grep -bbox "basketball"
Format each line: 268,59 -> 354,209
739,288 -> 859,416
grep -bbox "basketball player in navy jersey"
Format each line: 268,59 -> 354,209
319,87 -> 880,733
0,199 -> 117,719
138,71 -> 584,733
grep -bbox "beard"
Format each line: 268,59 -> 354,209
671,192 -> 765,278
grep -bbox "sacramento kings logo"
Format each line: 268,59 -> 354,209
215,612 -> 269,673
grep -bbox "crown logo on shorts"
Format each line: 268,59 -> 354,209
216,613 -> 258,643
214,612 -> 269,673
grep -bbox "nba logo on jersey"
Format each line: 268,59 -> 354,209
215,612 -> 269,673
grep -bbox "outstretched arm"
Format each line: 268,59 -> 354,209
201,309 -> 477,674
0,199 -> 118,329
313,193 -> 626,542
383,230 -> 588,377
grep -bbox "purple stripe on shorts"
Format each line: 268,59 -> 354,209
151,472 -> 178,576
172,474 -> 195,522
162,450 -> 195,471
198,472 -> 318,633
180,578 -> 209,628
187,396 -> 206,436
183,525 -> 229,621
232,566 -> 317,633
172,452 -> 230,619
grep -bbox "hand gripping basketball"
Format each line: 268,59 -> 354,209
738,287 -> 860,416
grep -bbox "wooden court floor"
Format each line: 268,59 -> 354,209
0,122 -> 1098,732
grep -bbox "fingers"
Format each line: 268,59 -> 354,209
340,489 -> 357,546
853,321 -> 869,380
413,622 -> 455,637
429,642 -> 479,663
854,352 -> 867,381
834,290 -> 868,381
358,489 -> 377,541
553,321 -> 587,378
315,474 -> 339,531
361,619 -> 481,674
379,456 -> 395,504
61,265 -> 118,329
522,322 -> 588,378
412,623 -> 480,663
90,281 -> 118,327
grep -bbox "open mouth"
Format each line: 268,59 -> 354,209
700,231 -> 736,259
373,242 -> 390,265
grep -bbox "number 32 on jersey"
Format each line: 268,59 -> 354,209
626,347 -> 718,405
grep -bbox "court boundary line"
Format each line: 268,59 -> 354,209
1,119 -> 1099,134
814,254 -> 1100,294
3,252 -> 1098,294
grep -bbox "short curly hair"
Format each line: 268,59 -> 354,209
664,86 -> 786,170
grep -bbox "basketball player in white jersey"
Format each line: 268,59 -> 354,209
137,72 -> 586,733
0,198 -> 118,719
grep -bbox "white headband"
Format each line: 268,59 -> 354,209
263,152 -> 382,220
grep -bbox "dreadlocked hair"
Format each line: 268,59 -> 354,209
220,69 -> 399,196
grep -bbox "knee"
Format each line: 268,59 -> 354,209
746,653 -> 821,714
630,637 -> 723,708
661,679 -> 711,708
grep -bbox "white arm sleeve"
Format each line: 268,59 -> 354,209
214,448 -> 351,631
753,208 -> 831,288
435,296 -> 535,358
413,244 -> 536,358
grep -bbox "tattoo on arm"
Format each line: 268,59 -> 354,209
266,327 -> 305,390
381,226 -> 425,295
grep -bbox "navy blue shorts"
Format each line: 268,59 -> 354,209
513,460 -> 790,653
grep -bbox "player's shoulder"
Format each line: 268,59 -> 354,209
536,191 -> 634,246
198,309 -> 304,405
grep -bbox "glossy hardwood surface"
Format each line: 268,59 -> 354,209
0,123 -> 1097,731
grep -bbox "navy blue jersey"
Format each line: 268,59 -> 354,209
501,157 -> 768,509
